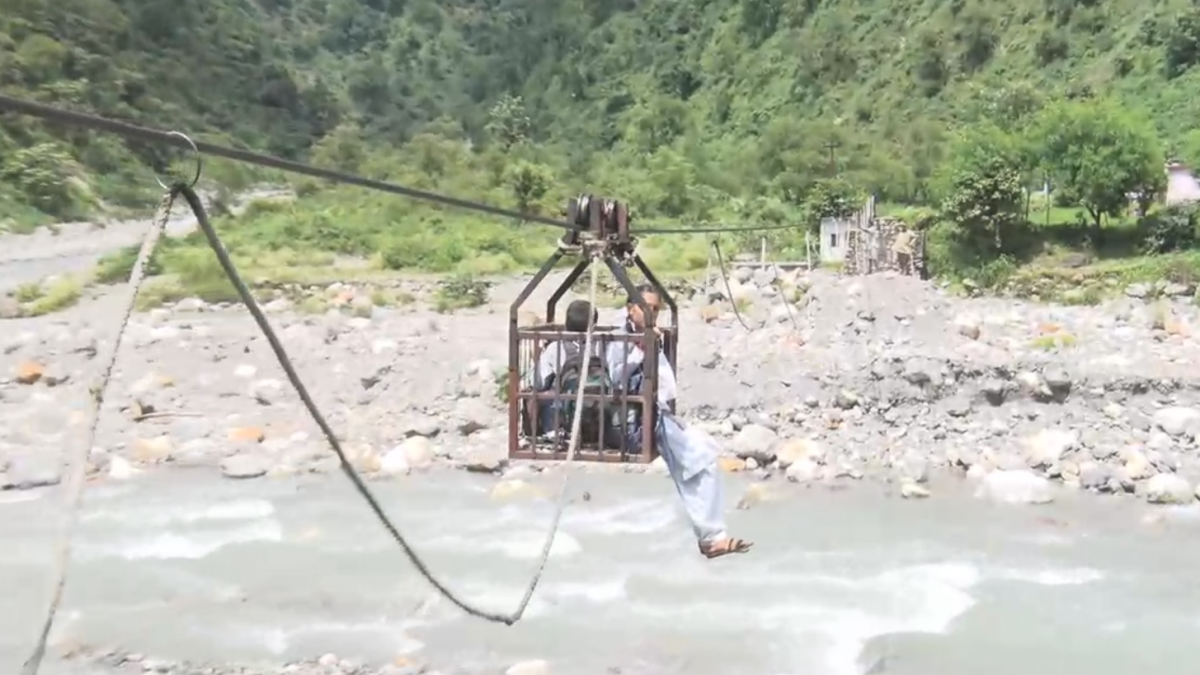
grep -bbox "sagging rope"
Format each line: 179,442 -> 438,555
708,240 -> 802,335
22,142 -> 598,673
710,240 -> 754,331
21,190 -> 178,675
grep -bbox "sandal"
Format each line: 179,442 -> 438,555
699,537 -> 753,559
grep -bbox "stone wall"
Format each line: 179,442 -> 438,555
844,218 -> 925,278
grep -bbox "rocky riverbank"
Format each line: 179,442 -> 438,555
56,646 -> 486,674
3,264 -> 1200,507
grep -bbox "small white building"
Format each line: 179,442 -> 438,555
818,217 -> 852,262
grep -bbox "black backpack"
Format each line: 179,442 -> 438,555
519,340 -> 582,437
554,350 -> 621,447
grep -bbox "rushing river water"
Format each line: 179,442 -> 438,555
2,471 -> 1199,675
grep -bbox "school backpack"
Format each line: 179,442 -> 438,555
554,350 -> 621,447
519,340 -> 582,437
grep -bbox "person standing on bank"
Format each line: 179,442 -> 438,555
605,284 -> 752,559
891,223 -> 917,277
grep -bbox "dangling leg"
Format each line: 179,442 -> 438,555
657,417 -> 752,559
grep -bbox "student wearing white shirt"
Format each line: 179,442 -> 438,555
604,284 -> 752,560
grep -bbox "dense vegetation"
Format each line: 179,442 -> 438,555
4,0 -> 1200,302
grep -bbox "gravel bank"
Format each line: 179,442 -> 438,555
2,262 -> 1200,508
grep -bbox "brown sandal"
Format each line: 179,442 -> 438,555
699,538 -> 753,559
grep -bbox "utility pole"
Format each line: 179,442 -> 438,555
824,139 -> 840,177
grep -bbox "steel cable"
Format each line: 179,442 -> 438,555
0,94 -> 577,232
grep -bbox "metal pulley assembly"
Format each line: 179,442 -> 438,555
561,193 -> 637,257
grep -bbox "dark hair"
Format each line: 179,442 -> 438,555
625,283 -> 658,307
565,299 -> 594,332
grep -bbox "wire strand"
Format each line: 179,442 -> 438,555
22,191 -> 178,675
710,240 -> 754,331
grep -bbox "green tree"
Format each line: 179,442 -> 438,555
1,143 -> 79,218
505,160 -> 552,213
937,125 -> 1027,250
803,177 -> 864,231
1032,99 -> 1164,241
310,122 -> 367,173
486,94 -> 532,149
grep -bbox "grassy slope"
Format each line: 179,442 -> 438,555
4,0 -> 1200,310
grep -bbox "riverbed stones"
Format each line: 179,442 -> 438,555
5,260 -> 1200,502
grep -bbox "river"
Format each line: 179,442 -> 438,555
1,471 -> 1198,674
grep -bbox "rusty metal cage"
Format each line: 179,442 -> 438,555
507,196 -> 679,463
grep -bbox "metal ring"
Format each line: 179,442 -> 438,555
154,131 -> 202,191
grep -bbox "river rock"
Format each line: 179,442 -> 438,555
731,424 -> 777,463
462,444 -> 507,473
975,470 -> 1054,504
132,435 -> 175,463
1024,428 -> 1078,468
785,457 -> 819,483
108,455 -> 135,480
1142,473 -> 1194,504
775,437 -> 823,468
491,479 -> 545,501
395,436 -> 435,469
454,398 -> 495,435
220,453 -> 270,479
736,482 -> 772,509
15,361 -> 44,385
1153,407 -> 1200,437
506,660 -> 550,675
0,453 -> 61,490
379,447 -> 411,476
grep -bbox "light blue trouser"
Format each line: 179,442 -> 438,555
646,414 -> 728,546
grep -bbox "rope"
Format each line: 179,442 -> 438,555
710,240 -> 753,331
769,259 -> 801,333
22,190 -> 178,675
637,222 -> 799,234
175,183 -> 594,625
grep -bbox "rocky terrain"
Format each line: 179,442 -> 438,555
2,243 -> 1200,510
54,647 -> 432,675
4,222 -> 1200,675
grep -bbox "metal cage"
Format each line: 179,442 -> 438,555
507,196 -> 679,463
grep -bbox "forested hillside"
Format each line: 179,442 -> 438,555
4,0 -> 1200,292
